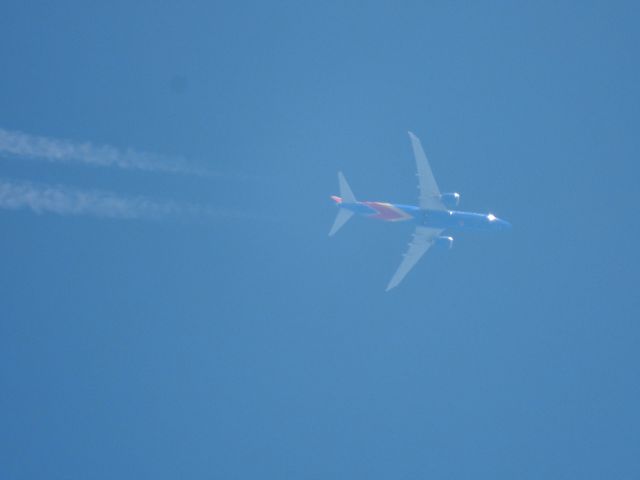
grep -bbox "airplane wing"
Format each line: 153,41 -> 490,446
386,226 -> 443,291
408,132 -> 446,211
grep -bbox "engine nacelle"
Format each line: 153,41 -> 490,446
440,192 -> 460,209
434,236 -> 454,250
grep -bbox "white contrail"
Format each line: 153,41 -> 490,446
0,127 -> 209,175
0,179 -> 253,221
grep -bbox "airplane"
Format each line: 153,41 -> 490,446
329,131 -> 511,291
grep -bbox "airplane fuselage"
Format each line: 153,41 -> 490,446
331,196 -> 511,231
329,131 -> 511,290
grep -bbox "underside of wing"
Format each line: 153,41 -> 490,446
408,132 -> 445,211
386,226 -> 443,291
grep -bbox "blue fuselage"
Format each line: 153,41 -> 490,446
337,199 -> 511,231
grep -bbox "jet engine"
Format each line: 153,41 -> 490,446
440,192 -> 460,209
434,236 -> 454,250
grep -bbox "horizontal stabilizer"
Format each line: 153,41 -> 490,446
338,171 -> 356,203
329,208 -> 354,236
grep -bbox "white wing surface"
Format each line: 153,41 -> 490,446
386,226 -> 443,291
408,132 -> 445,211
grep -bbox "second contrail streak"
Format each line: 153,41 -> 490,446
0,179 -> 256,221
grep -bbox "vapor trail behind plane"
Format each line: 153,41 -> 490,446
0,179 -> 254,221
0,127 -> 208,175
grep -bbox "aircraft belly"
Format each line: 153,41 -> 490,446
420,209 -> 455,229
422,211 -> 493,230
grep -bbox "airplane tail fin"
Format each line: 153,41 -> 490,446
329,171 -> 356,236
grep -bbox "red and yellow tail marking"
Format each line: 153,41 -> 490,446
362,202 -> 412,221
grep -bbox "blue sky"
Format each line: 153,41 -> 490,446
1,1 -> 639,478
